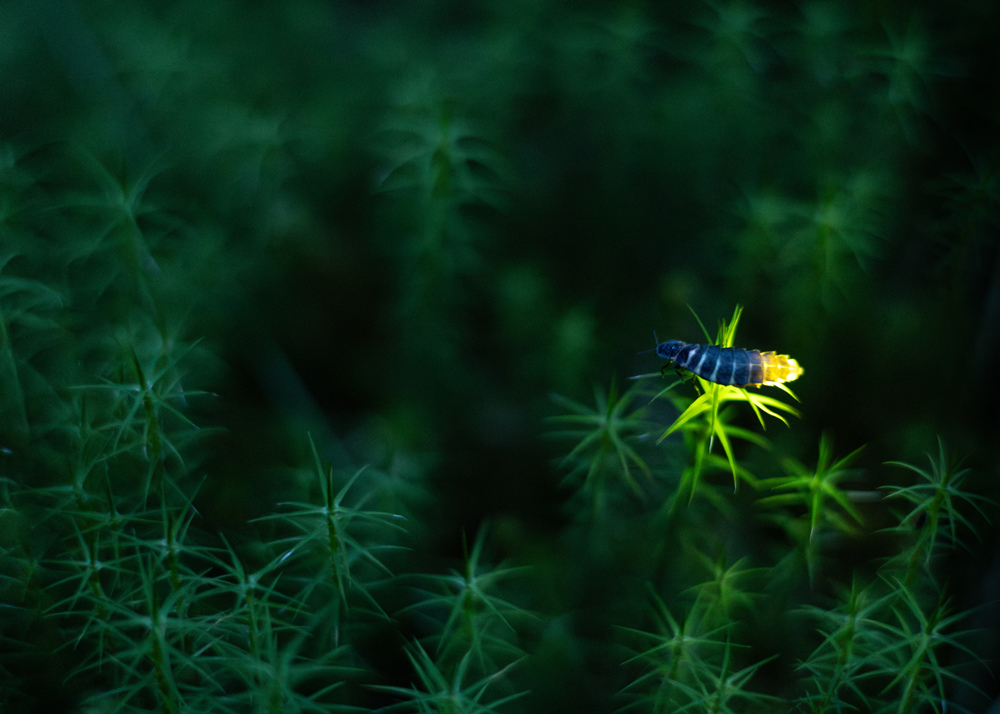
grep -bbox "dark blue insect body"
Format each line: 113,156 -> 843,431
656,340 -> 802,387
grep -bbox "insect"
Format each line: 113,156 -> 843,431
656,340 -> 803,387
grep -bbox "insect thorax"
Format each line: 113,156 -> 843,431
655,340 -> 686,360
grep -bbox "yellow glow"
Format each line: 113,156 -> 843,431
760,352 -> 803,385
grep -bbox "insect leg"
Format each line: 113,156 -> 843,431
661,363 -> 700,393
660,362 -> 685,379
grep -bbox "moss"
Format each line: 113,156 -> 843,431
0,2 -> 997,711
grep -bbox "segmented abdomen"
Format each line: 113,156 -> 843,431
659,342 -> 803,386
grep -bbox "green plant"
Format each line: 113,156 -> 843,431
653,305 -> 800,497
872,583 -> 985,714
620,591 -> 732,713
795,577 -> 893,713
758,433 -> 865,542
0,253 -> 64,444
621,590 -> 779,714
548,379 -> 657,515
0,3 -> 998,711
376,640 -> 528,714
253,435 -> 408,639
757,433 -> 869,582
881,438 -> 993,585
401,526 -> 532,673
70,340 -> 215,503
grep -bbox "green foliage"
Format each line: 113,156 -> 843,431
401,526 -> 532,671
548,379 -> 656,515
621,592 -> 778,714
651,305 -> 800,497
881,438 -> 994,584
0,2 -> 997,712
620,594 -> 729,712
0,252 -> 64,443
874,584 -> 984,714
759,434 -> 865,543
795,577 -> 894,713
757,434 -> 869,582
376,641 -> 528,714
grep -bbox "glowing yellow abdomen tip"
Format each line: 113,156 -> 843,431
760,352 -> 803,385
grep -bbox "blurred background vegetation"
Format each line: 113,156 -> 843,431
1,0 -> 999,712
